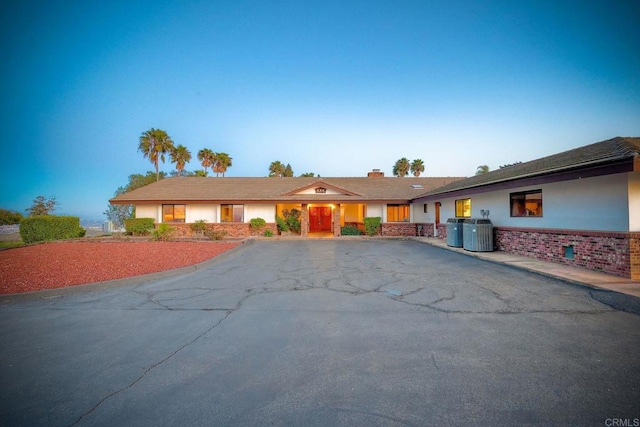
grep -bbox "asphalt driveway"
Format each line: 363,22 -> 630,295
1,240 -> 639,426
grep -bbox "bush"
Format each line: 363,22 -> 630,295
153,223 -> 175,241
0,208 -> 23,225
341,225 -> 362,235
276,216 -> 289,232
124,218 -> 155,236
19,216 -> 85,243
363,217 -> 381,236
249,217 -> 266,230
263,229 -> 274,237
281,208 -> 301,234
205,228 -> 228,240
190,219 -> 208,235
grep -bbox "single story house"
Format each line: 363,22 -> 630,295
109,171 -> 465,238
412,136 -> 640,279
110,136 -> 639,279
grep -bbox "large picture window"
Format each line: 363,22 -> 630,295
163,204 -> 186,222
387,204 -> 410,222
221,204 -> 244,222
455,199 -> 471,218
510,190 -> 542,217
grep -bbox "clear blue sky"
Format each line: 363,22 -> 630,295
1,0 -> 639,220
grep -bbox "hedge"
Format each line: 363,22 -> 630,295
124,218 -> 155,236
19,216 -> 86,243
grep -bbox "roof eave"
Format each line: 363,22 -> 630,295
412,155 -> 636,202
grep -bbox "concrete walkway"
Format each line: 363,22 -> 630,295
414,237 -> 640,298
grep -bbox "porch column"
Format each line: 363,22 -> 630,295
301,204 -> 309,237
333,204 -> 341,237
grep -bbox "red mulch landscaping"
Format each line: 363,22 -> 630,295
0,241 -> 240,295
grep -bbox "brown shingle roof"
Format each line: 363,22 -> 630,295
415,136 -> 640,198
110,176 -> 466,204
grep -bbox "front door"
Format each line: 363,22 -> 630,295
309,207 -> 332,232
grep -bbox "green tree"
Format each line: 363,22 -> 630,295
128,171 -> 166,191
197,148 -> 215,176
299,172 -> 316,177
194,169 -> 207,177
393,158 -> 411,177
475,165 -> 490,175
284,163 -> 294,177
269,160 -> 286,177
170,144 -> 192,176
104,171 -> 166,228
26,195 -> 57,216
104,186 -> 134,228
410,159 -> 425,177
0,208 -> 23,225
213,152 -> 232,177
138,128 -> 175,182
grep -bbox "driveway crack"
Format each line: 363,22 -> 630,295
70,309 -> 235,426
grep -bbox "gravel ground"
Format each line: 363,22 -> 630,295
0,241 -> 240,294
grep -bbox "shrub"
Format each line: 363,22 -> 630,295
281,208 -> 301,234
190,219 -> 208,235
0,208 -> 23,225
19,216 -> 85,243
205,228 -> 228,240
263,229 -> 274,237
276,216 -> 289,232
363,217 -> 381,236
341,225 -> 362,235
124,218 -> 155,236
152,223 -> 175,241
249,217 -> 266,230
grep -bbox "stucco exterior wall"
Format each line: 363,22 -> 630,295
135,205 -> 159,222
246,204 -> 276,222
366,204 -> 384,219
186,204 -> 217,223
629,173 -> 640,232
412,203 -> 429,223
426,173 -> 631,232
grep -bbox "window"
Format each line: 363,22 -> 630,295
510,190 -> 542,217
455,199 -> 471,218
387,204 -> 410,222
221,204 -> 244,222
163,204 -> 186,222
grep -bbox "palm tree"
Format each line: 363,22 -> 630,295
213,152 -> 232,177
197,148 -> 215,176
410,159 -> 425,177
170,144 -> 192,176
476,165 -> 490,175
138,128 -> 175,182
269,161 -> 286,177
393,158 -> 411,177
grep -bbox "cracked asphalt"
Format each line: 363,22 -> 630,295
1,239 -> 639,426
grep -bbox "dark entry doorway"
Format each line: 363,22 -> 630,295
309,207 -> 332,232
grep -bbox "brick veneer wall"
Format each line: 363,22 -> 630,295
381,223 -> 434,237
333,205 -> 341,236
169,223 -> 277,238
434,224 -> 638,279
495,227 -> 639,280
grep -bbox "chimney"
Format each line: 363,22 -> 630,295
367,169 -> 384,177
